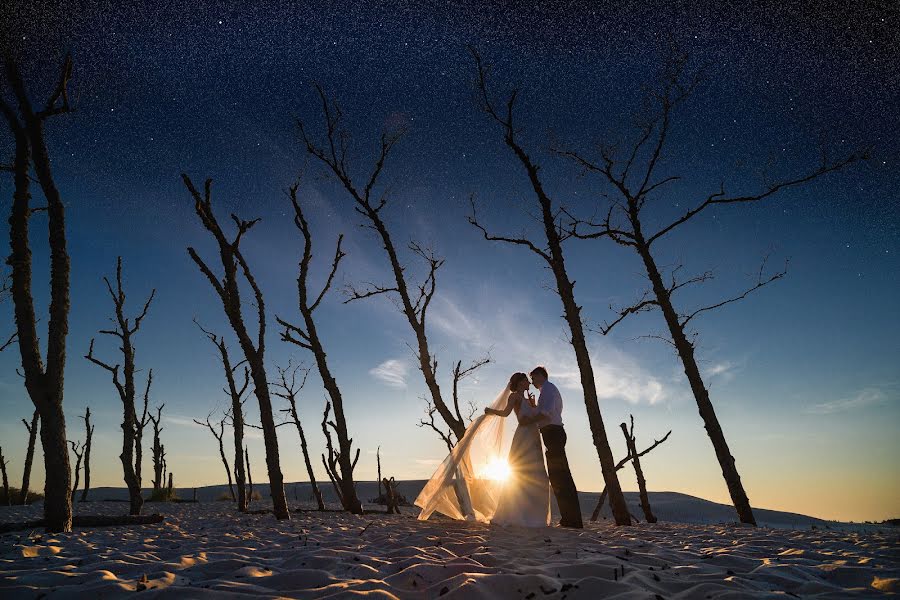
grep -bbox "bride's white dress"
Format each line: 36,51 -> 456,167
491,399 -> 551,527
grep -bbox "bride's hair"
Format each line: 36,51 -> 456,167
508,372 -> 528,391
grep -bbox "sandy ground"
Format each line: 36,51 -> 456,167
0,501 -> 897,598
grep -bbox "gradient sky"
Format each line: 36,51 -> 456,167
1,0 -> 898,522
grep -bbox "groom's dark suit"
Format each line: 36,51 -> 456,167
536,381 -> 583,528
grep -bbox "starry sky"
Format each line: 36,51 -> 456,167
1,0 -> 898,522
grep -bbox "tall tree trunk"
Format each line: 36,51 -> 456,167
2,55 -> 74,533
80,407 -> 94,502
633,237 -> 755,525
19,410 -> 38,504
69,440 -> 84,502
244,448 -> 253,503
294,417 -> 324,511
620,420 -> 656,523
219,435 -> 235,501
0,446 -> 9,505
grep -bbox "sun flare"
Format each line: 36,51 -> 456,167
481,458 -> 512,482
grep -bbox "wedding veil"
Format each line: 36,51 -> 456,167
414,385 -> 511,522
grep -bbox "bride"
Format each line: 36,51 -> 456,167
414,372 -> 551,527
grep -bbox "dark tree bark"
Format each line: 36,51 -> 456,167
418,357 -> 490,451
320,402 -> 345,506
590,428 -> 671,521
19,410 -> 38,505
134,373 -> 151,498
245,448 -> 253,503
1,54 -> 74,532
467,49 -> 631,526
297,91 -> 463,444
69,439 -> 83,502
148,404 -> 165,494
182,174 -> 290,520
276,185 -> 361,514
166,472 -> 174,499
0,274 -> 15,351
272,359 -> 325,511
194,320 -> 250,512
85,257 -> 156,516
0,446 -> 9,505
620,416 -> 656,523
555,51 -> 865,526
194,413 -> 235,501
79,407 -> 94,502
377,446 -> 383,500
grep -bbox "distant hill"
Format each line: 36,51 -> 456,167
78,480 -> 873,531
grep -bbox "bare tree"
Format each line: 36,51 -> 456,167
84,257 -> 156,516
271,359 -> 325,511
0,446 -> 9,505
467,49 -> 631,526
69,439 -> 84,502
195,319 -> 250,512
276,184 -> 361,514
555,50 -> 865,526
194,412 -> 235,501
245,447 -> 253,503
297,90 -> 467,445
1,53 -> 74,532
0,274 -> 16,351
619,416 -> 656,523
182,174 -> 290,520
19,409 -> 38,504
418,356 -> 490,452
148,404 -> 165,495
79,407 -> 94,502
319,401 -> 352,507
590,427 -> 671,521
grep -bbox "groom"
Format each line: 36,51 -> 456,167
521,366 -> 584,528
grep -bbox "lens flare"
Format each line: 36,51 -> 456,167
481,457 -> 511,482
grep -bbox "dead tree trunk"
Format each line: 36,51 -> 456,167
79,407 -> 94,502
620,416 -> 656,523
245,448 -> 253,503
148,405 -> 165,494
1,54 -> 74,533
0,446 -> 9,505
69,440 -> 83,502
194,321 -> 250,512
194,413 -> 235,501
320,402 -> 345,507
19,410 -> 38,504
134,374 -> 150,501
297,92 -> 465,445
418,357 -> 490,450
589,428 -> 671,521
555,51 -> 864,526
166,472 -> 174,499
276,186 -> 361,514
85,257 -> 155,516
272,360 -> 325,511
467,49 -> 631,526
183,175 -> 289,520
377,446 -> 383,500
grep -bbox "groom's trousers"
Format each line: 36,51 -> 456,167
540,425 -> 583,528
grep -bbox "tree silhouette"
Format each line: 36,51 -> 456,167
418,357 -> 491,452
79,407 -> 94,502
1,53 -> 74,532
194,412 -> 235,502
85,257 -> 155,516
19,410 -> 38,505
467,48 -> 632,526
555,49 -> 865,525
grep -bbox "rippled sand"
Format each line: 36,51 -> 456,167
1,502 -> 897,598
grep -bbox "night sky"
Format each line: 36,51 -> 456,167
1,0 -> 898,521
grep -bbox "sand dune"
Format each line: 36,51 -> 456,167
1,500 -> 896,598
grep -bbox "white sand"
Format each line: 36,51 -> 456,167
0,501 -> 897,598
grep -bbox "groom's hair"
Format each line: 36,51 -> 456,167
530,366 -> 548,379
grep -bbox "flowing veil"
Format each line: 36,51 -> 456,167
414,386 -> 511,522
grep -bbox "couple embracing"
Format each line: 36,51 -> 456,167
415,367 -> 584,529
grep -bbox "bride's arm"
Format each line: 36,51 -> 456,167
485,393 -> 518,417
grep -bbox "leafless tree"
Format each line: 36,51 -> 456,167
1,53 -> 74,532
148,404 -> 165,494
0,273 -> 16,351
554,49 -> 865,526
467,48 -> 631,526
319,401 -> 355,507
590,427 -> 671,521
194,319 -> 250,512
245,447 -> 253,503
84,257 -> 155,516
276,184 -> 361,514
297,90 -> 467,445
271,359 -> 325,511
69,439 -> 84,502
182,174 -> 290,520
19,409 -> 38,504
79,407 -> 94,502
0,446 -> 9,505
619,416 -> 656,523
194,412 -> 235,501
418,356 -> 490,452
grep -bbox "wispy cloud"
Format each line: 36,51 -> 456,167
806,387 -> 890,415
369,359 -> 409,388
166,414 -> 204,428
